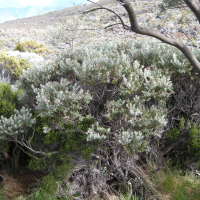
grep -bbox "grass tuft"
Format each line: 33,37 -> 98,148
150,166 -> 200,200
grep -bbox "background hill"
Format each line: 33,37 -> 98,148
0,0 -> 131,29
0,0 -> 197,47
0,0 -> 91,23
0,4 -> 66,23
51,0 -> 90,6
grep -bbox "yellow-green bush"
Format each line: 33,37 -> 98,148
14,40 -> 52,57
31,47 -> 53,57
14,40 -> 45,52
0,51 -> 30,81
188,125 -> 200,159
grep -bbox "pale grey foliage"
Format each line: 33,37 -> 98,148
0,107 -> 36,139
17,39 -> 184,153
6,51 -> 44,64
45,15 -> 95,51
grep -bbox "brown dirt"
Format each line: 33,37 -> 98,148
0,169 -> 45,199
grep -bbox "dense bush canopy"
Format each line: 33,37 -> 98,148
17,39 -> 195,155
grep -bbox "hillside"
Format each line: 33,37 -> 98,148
0,0 -> 160,30
0,0 -> 198,48
0,2 -> 92,29
0,5 -> 67,23
0,0 -> 93,23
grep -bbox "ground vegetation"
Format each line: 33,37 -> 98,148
0,0 -> 200,199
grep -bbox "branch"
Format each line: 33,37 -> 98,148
17,145 -> 40,160
104,22 -> 126,30
11,138 -> 59,156
183,0 -> 200,23
117,0 -> 200,75
85,1 -> 130,30
85,0 -> 200,74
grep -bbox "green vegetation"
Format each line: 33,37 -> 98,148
0,37 -> 199,199
121,193 -> 139,200
0,83 -> 18,117
0,50 -> 30,81
151,166 -> 200,200
14,40 -> 53,57
13,39 -> 193,199
0,36 -> 198,198
1,0 -> 200,197
166,117 -> 200,167
14,40 -> 45,52
29,175 -> 62,200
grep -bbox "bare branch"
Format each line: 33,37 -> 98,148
104,22 -> 127,30
84,1 -> 130,30
116,0 -> 200,75
183,0 -> 200,23
17,145 -> 40,160
85,0 -> 200,74
9,138 -> 59,156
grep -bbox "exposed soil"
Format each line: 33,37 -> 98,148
0,168 -> 45,199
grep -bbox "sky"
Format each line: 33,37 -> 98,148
17,0 -> 98,7
18,0 -> 54,6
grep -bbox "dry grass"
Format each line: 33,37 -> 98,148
0,172 -> 24,199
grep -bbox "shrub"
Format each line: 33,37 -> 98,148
28,156 -> 74,200
164,64 -> 200,168
166,116 -> 200,168
0,38 -> 17,50
6,51 -> 44,64
188,125 -> 200,159
0,107 -> 36,175
14,40 -> 52,57
31,47 -> 53,57
0,51 -> 30,84
0,83 -> 19,173
17,39 -> 179,156
28,113 -> 94,173
46,15 -> 95,51
0,83 -> 18,117
29,175 -> 58,200
14,40 -> 45,52
12,39 -> 200,198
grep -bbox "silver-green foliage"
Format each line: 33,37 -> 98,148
17,39 -> 195,154
0,107 -> 36,139
46,15 -> 95,51
33,78 -> 92,118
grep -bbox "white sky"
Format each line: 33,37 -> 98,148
17,0 -> 54,6
17,0 -> 98,7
